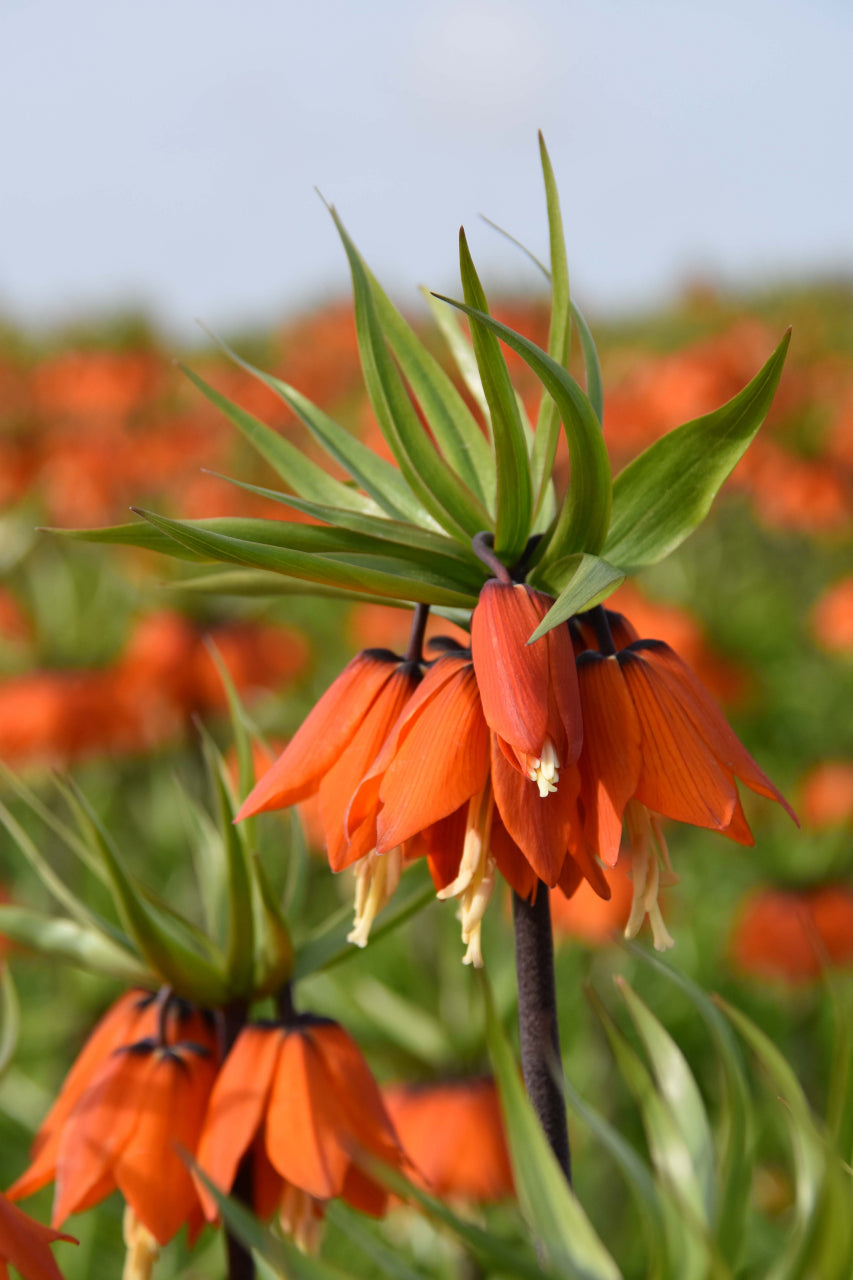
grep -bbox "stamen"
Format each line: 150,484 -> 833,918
526,736 -> 560,797
279,1184 -> 324,1253
623,803 -> 675,951
123,1206 -> 160,1280
437,785 -> 496,966
347,848 -> 402,948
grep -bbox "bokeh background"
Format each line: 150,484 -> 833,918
1,2 -> 852,1276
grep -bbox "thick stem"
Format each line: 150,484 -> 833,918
512,884 -> 571,1183
221,1001 -> 254,1280
405,603 -> 430,664
472,531 -> 512,584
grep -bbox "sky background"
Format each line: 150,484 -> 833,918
3,0 -> 852,340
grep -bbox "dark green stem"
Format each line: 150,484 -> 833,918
512,884 -> 571,1183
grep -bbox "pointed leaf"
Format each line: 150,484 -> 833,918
434,296 -> 612,559
331,208 -> 491,540
458,230 -> 532,560
250,851 -> 295,996
572,301 -> 604,425
180,362 -> 379,513
200,331 -> 427,524
325,1203 -> 428,1280
366,267 -> 494,507
483,975 -> 621,1278
616,976 -> 716,1223
530,134 -> 571,517
133,508 -> 480,607
603,331 -> 791,571
171,568 -> 410,605
0,906 -> 152,985
422,287 -> 491,424
0,965 -> 20,1080
527,554 -> 625,641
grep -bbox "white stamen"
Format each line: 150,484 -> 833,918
123,1206 -> 160,1280
438,786 -> 496,967
623,804 -> 676,951
527,736 -> 560,797
347,847 -> 402,948
279,1184 -> 324,1253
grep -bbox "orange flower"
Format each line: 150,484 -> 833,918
383,1078 -> 513,1203
236,649 -> 422,871
571,611 -> 795,948
196,1017 -> 405,1250
10,992 -> 218,1247
730,885 -> 853,983
345,641 -> 607,964
0,1191 -> 76,1280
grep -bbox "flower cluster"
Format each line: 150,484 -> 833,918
8,988 -> 406,1260
238,577 -> 794,963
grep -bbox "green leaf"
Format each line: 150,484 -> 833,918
0,965 -> 20,1080
200,471 -> 483,569
180,362 -> 380,514
624,943 -> 753,1255
57,779 -> 229,1005
366,267 -> 495,508
483,975 -> 621,1278
530,134 -> 572,520
527,553 -> 625,641
434,295 -> 612,560
561,1071 -> 668,1280
422,287 -> 491,423
603,331 -> 791,571
197,332 -> 428,525
171,568 -> 412,606
198,727 -> 257,998
458,229 -> 533,560
0,906 -> 152,985
572,301 -> 604,426
249,851 -> 296,997
616,976 -> 716,1224
133,508 -> 480,608
331,208 -> 492,541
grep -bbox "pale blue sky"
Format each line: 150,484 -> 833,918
2,0 -> 851,338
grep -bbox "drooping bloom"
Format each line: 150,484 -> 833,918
196,1017 -> 405,1250
236,648 -> 422,874
345,638 -> 608,964
383,1078 -> 514,1203
571,609 -> 796,947
0,1192 -> 76,1280
9,992 -> 218,1248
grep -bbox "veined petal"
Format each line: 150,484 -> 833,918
113,1046 -> 216,1245
471,581 -> 550,758
265,1030 -> 350,1200
321,664 -> 421,871
252,1139 -> 284,1221
195,1026 -> 283,1219
576,652 -> 642,866
0,1194 -> 76,1280
546,619 -> 583,767
307,1024 -> 401,1163
631,639 -> 797,821
376,661 -> 489,852
720,795 -> 756,846
340,1164 -> 389,1218
236,650 -> 406,818
490,735 -> 574,886
490,815 -> 538,901
619,647 -> 738,830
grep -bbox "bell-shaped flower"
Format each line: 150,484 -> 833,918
236,649 -> 422,871
196,1017 -> 405,1250
9,992 -> 218,1247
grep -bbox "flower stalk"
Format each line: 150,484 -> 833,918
512,884 -> 571,1183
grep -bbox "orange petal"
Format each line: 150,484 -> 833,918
618,647 -> 738,830
320,665 -> 421,871
720,795 -> 756,846
340,1164 -> 388,1217
576,653 -> 641,866
308,1024 -> 401,1165
0,1193 -> 76,1280
376,662 -> 489,852
113,1045 -> 217,1245
265,1030 -> 350,1199
471,581 -> 550,758
633,640 -> 797,822
490,815 -> 538,901
195,1026 -> 283,1219
252,1139 -> 285,1221
490,735 -> 574,886
52,1047 -> 155,1227
236,651 -> 408,818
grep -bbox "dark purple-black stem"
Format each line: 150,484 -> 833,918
405,603 -> 431,664
512,883 -> 571,1183
221,1000 -> 254,1280
472,532 -> 512,584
